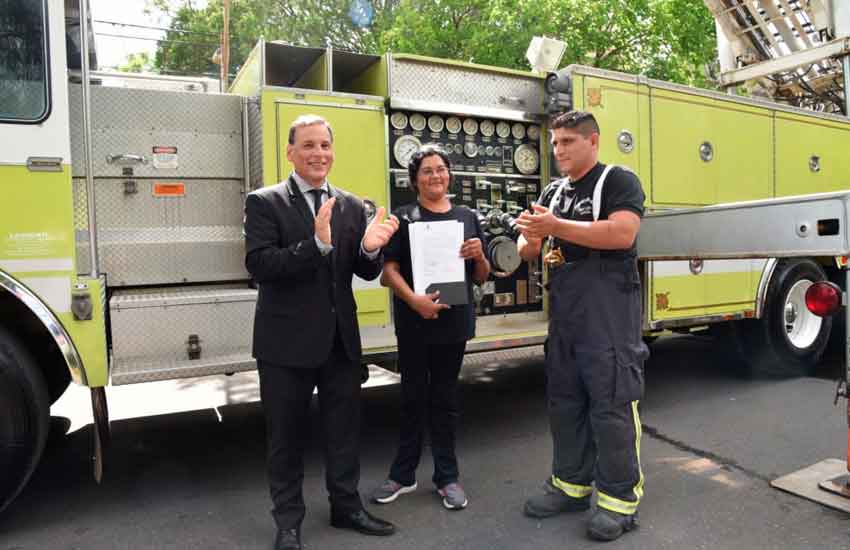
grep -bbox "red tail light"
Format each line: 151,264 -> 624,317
805,281 -> 842,317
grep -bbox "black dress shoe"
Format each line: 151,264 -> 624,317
274,527 -> 301,550
330,508 -> 395,536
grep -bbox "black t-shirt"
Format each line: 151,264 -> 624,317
384,203 -> 487,342
537,162 -> 646,261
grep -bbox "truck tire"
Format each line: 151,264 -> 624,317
0,326 -> 49,513
739,259 -> 832,377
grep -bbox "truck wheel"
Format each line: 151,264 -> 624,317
740,259 -> 832,377
0,326 -> 49,513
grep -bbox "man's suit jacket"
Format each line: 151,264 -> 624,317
244,177 -> 383,367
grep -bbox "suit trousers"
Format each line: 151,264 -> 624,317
257,330 -> 362,529
388,335 -> 466,488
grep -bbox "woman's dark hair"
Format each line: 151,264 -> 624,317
407,143 -> 452,194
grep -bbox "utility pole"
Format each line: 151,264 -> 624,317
221,0 -> 230,91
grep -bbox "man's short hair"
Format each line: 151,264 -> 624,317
288,114 -> 334,145
550,111 -> 600,138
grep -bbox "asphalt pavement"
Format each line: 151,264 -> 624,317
1,334 -> 849,550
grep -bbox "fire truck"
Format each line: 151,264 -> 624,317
2,0 -> 850,514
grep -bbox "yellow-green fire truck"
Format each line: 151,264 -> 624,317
2,0 -> 850,514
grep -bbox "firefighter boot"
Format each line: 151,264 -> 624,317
523,479 -> 590,518
587,508 -> 638,541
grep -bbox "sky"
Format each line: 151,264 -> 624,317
90,0 -> 208,69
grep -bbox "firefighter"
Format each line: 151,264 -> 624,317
514,111 -> 649,542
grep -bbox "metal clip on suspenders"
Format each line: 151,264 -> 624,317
543,165 -> 615,268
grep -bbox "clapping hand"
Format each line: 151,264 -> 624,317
363,206 -> 399,252
514,204 -> 558,240
314,197 -> 336,245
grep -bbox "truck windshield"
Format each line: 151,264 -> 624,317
0,0 -> 49,123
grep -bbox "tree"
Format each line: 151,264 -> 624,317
139,0 -> 716,87
118,52 -> 154,73
373,0 -> 717,87
145,0 -> 398,77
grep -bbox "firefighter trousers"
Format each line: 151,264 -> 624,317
545,255 -> 649,515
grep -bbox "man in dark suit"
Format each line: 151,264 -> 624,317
244,114 -> 399,550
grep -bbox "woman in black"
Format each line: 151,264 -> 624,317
371,144 -> 490,510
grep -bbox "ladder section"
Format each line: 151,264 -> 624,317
638,191 -> 850,260
705,0 -> 849,112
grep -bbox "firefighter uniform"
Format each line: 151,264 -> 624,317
539,162 -> 649,517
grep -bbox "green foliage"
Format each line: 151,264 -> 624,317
142,0 -> 716,87
118,52 -> 154,73
374,0 -> 717,87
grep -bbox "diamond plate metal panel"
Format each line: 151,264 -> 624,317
390,57 -> 545,115
73,177 -> 248,285
110,286 -> 257,385
73,178 -> 91,275
69,84 -> 244,179
247,98 -> 264,190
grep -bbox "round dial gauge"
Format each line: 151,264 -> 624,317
514,144 -> 539,175
409,113 -> 427,132
527,125 -> 541,141
464,141 -> 479,158
485,145 -> 495,156
462,118 -> 479,136
496,121 -> 511,138
390,112 -> 408,130
428,115 -> 444,133
454,143 -> 463,154
480,120 -> 495,137
477,144 -> 485,155
446,116 -> 462,134
511,123 -> 526,140
393,135 -> 422,168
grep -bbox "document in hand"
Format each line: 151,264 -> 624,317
409,220 -> 468,305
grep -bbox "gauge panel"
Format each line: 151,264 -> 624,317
511,123 -> 526,140
393,134 -> 422,168
428,115 -> 444,133
462,118 -> 479,136
446,116 -> 462,134
390,112 -> 408,130
387,109 -> 544,317
409,113 -> 427,131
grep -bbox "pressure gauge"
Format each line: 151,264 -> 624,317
463,118 -> 479,136
514,144 -> 539,175
409,113 -> 427,132
512,123 -> 526,140
527,125 -> 541,141
485,145 -> 495,156
478,144 -> 485,156
454,143 -> 463,154
393,135 -> 422,168
428,115 -> 444,133
390,112 -> 408,130
480,120 -> 495,137
496,121 -> 511,138
464,141 -> 479,158
446,116 -> 462,134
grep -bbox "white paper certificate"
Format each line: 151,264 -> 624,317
409,220 -> 465,296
